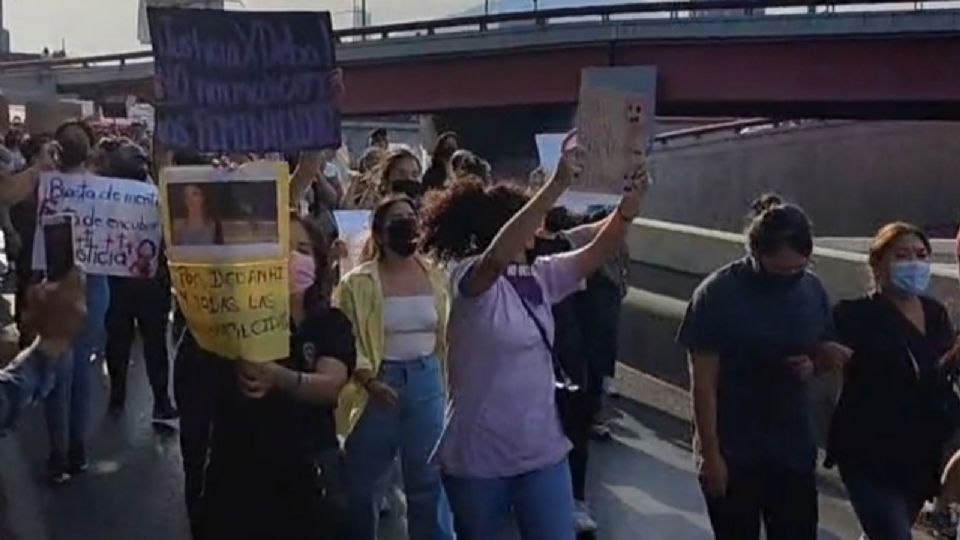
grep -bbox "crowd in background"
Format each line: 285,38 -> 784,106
0,99 -> 960,540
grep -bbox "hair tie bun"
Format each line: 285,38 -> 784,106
750,193 -> 784,217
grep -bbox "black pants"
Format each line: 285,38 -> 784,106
580,278 -> 622,400
173,329 -> 217,540
558,389 -> 592,501
200,462 -> 336,540
105,277 -> 171,407
703,461 -> 818,540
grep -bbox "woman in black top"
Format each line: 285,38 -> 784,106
199,213 -> 356,540
829,222 -> 960,540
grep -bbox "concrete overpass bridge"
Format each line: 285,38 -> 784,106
2,0 -> 960,119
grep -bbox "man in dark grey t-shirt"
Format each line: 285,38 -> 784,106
678,256 -> 842,539
676,196 -> 851,540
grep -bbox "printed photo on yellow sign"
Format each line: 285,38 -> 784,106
161,162 -> 290,362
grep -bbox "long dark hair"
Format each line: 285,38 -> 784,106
422,131 -> 459,190
361,196 -> 417,262
291,212 -> 334,312
54,120 -> 96,171
745,193 -> 814,258
420,178 -> 530,261
179,183 -> 224,245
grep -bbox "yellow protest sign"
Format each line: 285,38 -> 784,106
161,162 -> 290,362
169,262 -> 289,362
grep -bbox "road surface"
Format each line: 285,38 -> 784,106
3,341 -> 869,540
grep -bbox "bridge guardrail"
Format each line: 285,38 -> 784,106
0,0 -> 949,74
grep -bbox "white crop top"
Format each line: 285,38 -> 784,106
382,295 -> 438,360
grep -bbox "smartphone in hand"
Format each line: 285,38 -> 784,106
42,214 -> 76,281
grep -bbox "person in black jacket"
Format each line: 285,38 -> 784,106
198,212 -> 355,540
829,221 -> 960,540
98,138 -> 178,422
532,206 -> 600,534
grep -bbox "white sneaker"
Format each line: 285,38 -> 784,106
573,501 -> 598,533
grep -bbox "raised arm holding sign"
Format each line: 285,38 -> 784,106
576,85 -> 649,194
148,8 -> 341,154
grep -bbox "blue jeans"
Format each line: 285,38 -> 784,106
43,274 -> 110,461
344,356 -> 454,540
443,459 -> 576,540
839,465 -> 924,540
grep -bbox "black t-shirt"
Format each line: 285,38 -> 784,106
829,294 -> 955,496
677,257 -> 835,472
207,306 -> 356,473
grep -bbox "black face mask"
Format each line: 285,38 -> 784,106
385,217 -> 418,258
754,259 -> 805,289
391,179 -> 424,200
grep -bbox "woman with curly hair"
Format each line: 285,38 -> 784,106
420,151 -> 647,540
344,148 -> 423,209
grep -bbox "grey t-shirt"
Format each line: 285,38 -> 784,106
677,257 -> 834,471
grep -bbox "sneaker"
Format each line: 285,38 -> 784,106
590,422 -> 613,442
68,447 -> 88,476
47,456 -> 71,485
152,400 -> 180,427
573,501 -> 598,533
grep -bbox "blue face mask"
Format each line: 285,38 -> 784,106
889,260 -> 931,295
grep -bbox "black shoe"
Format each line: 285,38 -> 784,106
152,400 -> 179,427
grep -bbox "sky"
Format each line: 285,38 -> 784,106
4,0 -> 482,56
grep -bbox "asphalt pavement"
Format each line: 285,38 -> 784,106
1,334 -> 877,540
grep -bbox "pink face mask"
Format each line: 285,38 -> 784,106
289,251 -> 316,295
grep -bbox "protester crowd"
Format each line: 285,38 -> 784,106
0,96 -> 959,540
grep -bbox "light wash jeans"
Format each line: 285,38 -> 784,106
443,459 -> 576,540
43,274 -> 110,462
344,356 -> 454,540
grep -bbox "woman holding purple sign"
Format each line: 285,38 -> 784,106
419,149 -> 646,539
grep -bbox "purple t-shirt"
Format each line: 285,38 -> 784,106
434,253 -> 582,478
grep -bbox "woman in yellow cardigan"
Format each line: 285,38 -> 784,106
334,196 -> 454,540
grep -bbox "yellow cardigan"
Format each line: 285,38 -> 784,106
332,257 -> 450,437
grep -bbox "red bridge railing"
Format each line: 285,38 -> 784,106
0,0 -> 946,73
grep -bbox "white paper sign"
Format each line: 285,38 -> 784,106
33,173 -> 163,278
334,210 -> 371,275
577,85 -> 648,194
535,133 -> 566,173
